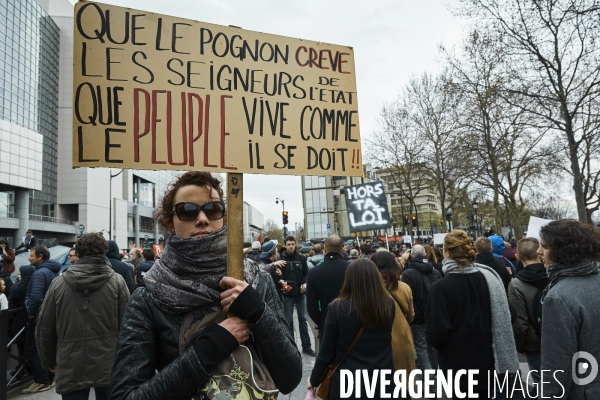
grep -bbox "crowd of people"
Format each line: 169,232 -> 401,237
0,171 -> 598,400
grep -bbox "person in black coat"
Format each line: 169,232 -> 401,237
279,236 -> 314,355
427,231 -> 504,398
9,265 -> 35,379
136,249 -> 155,288
306,235 -> 350,343
401,244 -> 442,371
475,236 -> 511,292
308,259 -> 395,400
106,241 -> 135,294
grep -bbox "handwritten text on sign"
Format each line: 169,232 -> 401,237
72,2 -> 362,176
344,182 -> 392,233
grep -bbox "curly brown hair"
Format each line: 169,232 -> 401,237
540,219 -> 600,264
156,172 -> 224,233
75,233 -> 108,257
444,230 -> 476,266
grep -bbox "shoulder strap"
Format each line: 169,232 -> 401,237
330,327 -> 364,375
387,289 -> 402,308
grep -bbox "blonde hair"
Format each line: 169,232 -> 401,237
400,251 -> 411,269
443,230 -> 476,266
423,244 -> 437,263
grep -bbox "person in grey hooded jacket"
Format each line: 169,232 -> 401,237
538,219 -> 600,399
36,233 -> 129,399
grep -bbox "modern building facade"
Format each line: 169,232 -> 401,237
243,201 -> 264,244
0,0 -> 180,249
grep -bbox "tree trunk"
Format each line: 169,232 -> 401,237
564,113 -> 588,222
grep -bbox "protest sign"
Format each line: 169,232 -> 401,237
526,216 -> 553,241
344,182 -> 392,233
433,233 -> 447,245
72,1 -> 362,176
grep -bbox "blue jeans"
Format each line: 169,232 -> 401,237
526,351 -> 541,384
411,323 -> 438,370
283,294 -> 312,351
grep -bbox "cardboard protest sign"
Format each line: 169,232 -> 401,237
526,216 -> 553,241
72,1 -> 362,176
433,233 -> 447,245
344,182 -> 392,233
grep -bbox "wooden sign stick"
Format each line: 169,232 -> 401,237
226,172 -> 244,281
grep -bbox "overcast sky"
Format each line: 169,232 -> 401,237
69,0 -> 468,229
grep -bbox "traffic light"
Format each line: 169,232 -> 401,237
282,211 -> 289,225
411,215 -> 417,226
403,215 -> 409,226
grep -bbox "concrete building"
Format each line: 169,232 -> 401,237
0,0 -> 179,249
376,166 -> 443,237
301,165 -> 385,242
243,201 -> 264,244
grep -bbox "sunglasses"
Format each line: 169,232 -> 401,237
171,201 -> 226,221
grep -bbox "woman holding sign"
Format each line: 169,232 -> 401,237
110,172 -> 301,399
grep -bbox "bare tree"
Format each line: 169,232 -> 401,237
368,73 -> 473,233
403,72 -> 474,231
528,191 -> 575,220
263,219 -> 283,243
368,101 -> 430,224
444,31 -> 556,238
456,0 -> 600,222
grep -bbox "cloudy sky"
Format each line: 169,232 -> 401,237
69,0 -> 468,229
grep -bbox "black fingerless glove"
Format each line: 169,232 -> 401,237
229,285 -> 265,324
192,324 -> 239,370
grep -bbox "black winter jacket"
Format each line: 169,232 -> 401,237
246,250 -> 262,264
136,261 -> 154,288
107,241 -> 135,294
110,269 -> 302,399
26,259 -> 61,316
401,257 -> 442,324
306,252 -> 349,337
507,263 -> 549,353
309,299 -> 395,399
426,271 -> 495,397
475,252 -> 511,293
278,250 -> 308,297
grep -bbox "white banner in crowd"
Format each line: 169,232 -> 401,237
433,233 -> 447,245
526,216 -> 553,241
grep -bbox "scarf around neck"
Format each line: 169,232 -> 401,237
144,227 -> 260,319
442,258 -> 520,374
542,259 -> 600,302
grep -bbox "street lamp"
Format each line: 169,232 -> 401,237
109,169 -> 124,240
472,201 -> 479,237
445,208 -> 453,232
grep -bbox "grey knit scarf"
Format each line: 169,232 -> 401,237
144,227 -> 260,320
542,259 -> 600,302
442,259 -> 520,374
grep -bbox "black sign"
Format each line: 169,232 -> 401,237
344,182 -> 392,233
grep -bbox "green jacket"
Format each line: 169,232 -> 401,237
36,255 -> 130,395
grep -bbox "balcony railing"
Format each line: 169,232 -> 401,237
0,213 -> 17,219
28,214 -> 76,226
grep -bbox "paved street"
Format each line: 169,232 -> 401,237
6,309 -> 529,399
